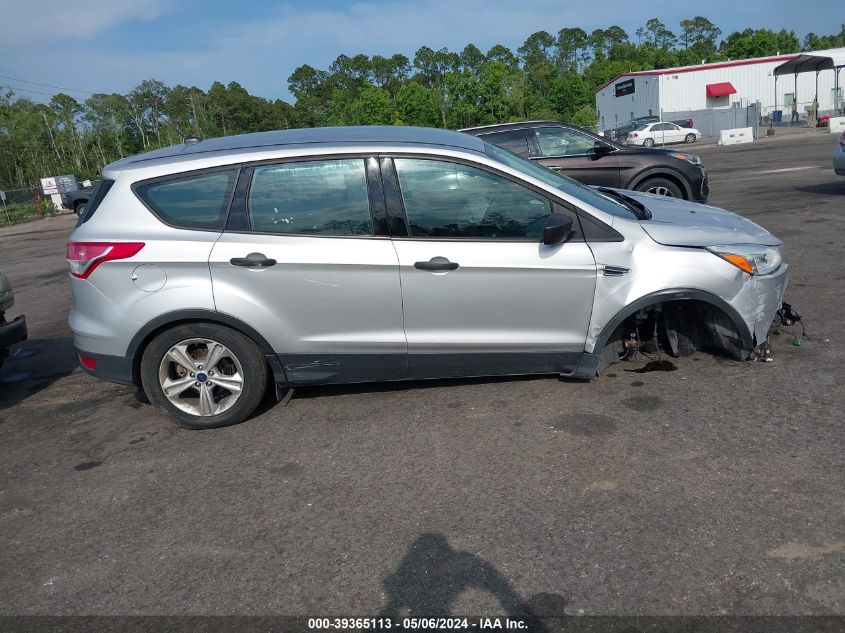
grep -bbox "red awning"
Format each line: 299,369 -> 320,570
706,82 -> 737,98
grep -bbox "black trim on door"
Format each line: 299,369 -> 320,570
379,156 -> 410,237
225,165 -> 253,232
365,157 -> 390,237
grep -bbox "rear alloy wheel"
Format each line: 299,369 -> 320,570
74,203 -> 86,217
636,177 -> 683,198
643,138 -> 655,147
684,133 -> 696,143
141,323 -> 267,429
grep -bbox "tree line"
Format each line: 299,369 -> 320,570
2,17 -> 844,190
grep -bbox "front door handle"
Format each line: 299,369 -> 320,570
230,252 -> 277,267
414,257 -> 459,272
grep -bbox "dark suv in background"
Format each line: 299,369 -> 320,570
460,121 -> 708,202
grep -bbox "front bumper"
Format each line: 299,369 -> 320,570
728,263 -> 790,347
0,315 -> 27,350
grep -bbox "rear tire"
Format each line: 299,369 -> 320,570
684,133 -> 696,143
74,202 -> 86,217
140,323 -> 267,429
635,177 -> 683,198
643,138 -> 655,147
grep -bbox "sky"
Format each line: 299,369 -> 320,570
0,0 -> 838,104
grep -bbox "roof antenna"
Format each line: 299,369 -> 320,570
183,136 -> 202,145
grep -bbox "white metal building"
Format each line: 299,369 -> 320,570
595,48 -> 845,131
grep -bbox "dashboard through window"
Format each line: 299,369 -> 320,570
393,158 -> 552,239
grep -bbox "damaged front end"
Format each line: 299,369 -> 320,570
571,238 -> 789,378
588,271 -> 790,375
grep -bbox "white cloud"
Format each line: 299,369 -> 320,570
0,0 -> 171,43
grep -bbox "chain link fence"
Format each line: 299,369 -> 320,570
661,104 -> 760,140
0,187 -> 62,226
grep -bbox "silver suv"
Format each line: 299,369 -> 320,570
68,126 -> 788,429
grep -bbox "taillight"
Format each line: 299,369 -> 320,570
66,242 -> 144,279
79,354 -> 97,370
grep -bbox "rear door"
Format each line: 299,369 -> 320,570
651,123 -> 669,146
529,126 -> 620,187
209,156 -> 406,384
663,122 -> 684,144
383,156 -> 597,378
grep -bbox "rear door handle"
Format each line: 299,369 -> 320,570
230,252 -> 277,267
414,257 -> 459,271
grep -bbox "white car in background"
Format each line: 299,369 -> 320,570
626,121 -> 700,147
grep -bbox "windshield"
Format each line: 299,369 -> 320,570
483,143 -> 639,220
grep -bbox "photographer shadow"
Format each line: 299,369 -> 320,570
379,532 -> 567,631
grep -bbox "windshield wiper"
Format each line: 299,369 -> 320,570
596,187 -> 652,220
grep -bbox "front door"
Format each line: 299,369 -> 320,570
385,157 -> 597,378
531,126 -> 620,187
209,157 -> 406,384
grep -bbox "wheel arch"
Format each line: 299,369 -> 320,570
568,288 -> 755,378
628,167 -> 693,200
126,309 -> 288,387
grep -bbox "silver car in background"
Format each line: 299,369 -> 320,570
67,126 -> 788,429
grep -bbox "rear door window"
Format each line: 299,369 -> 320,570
247,159 -> 372,235
135,169 -> 238,230
480,130 -> 531,157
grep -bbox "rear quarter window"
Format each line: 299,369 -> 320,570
76,179 -> 114,226
134,169 -> 238,230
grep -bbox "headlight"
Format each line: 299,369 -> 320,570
670,152 -> 701,166
708,244 -> 783,276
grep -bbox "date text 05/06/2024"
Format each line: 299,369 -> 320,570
307,617 -> 529,630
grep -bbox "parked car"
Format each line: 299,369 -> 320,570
604,116 -> 695,143
626,121 -> 701,147
0,271 -> 27,372
835,131 -> 845,175
461,120 -> 708,201
61,188 -> 93,216
604,115 -> 659,142
68,126 -> 787,429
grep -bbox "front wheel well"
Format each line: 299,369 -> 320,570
633,172 -> 689,199
593,296 -> 754,374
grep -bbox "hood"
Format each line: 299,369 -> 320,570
620,190 -> 782,247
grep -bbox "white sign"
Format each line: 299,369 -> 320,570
40,177 -> 58,195
82,179 -> 92,188
0,190 -> 5,201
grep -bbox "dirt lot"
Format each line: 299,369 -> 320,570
0,132 -> 843,623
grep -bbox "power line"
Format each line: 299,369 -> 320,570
0,73 -> 96,95
0,84 -> 57,98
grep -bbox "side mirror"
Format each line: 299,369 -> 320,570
593,141 -> 613,155
542,212 -> 574,246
